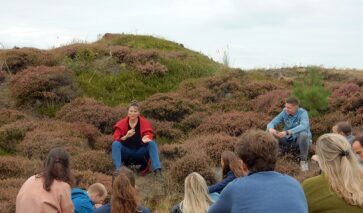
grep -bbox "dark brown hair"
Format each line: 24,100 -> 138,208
353,135 -> 363,147
335,121 -> 352,135
111,167 -> 140,213
221,151 -> 243,177
235,130 -> 278,172
285,97 -> 300,105
39,147 -> 73,191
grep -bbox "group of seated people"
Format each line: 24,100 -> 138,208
15,98 -> 363,213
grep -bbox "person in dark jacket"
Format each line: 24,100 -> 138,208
71,183 -> 107,213
112,101 -> 161,176
94,167 -> 150,213
208,151 -> 242,194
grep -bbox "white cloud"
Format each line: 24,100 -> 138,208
0,0 -> 362,69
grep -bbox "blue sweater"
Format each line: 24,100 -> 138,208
94,203 -> 150,213
71,188 -> 94,213
208,170 -> 236,194
267,108 -> 312,139
208,171 -> 308,213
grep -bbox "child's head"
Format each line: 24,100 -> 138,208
87,183 -> 107,205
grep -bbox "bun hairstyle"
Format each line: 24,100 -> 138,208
128,100 -> 140,110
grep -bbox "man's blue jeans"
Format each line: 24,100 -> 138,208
278,132 -> 311,161
111,140 -> 161,171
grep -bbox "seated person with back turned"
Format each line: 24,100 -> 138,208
112,101 -> 162,176
208,130 -> 308,213
332,121 -> 355,144
267,97 -> 312,172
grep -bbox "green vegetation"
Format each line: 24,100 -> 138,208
99,34 -> 185,51
293,68 -> 330,116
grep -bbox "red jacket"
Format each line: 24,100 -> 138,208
113,116 -> 154,142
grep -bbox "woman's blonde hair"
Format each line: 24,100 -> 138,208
181,172 -> 213,213
316,133 -> 363,207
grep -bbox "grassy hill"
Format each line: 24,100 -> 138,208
1,33 -> 363,212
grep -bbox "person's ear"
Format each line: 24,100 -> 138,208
240,159 -> 249,176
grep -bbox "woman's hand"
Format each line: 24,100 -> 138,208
142,135 -> 152,143
125,129 -> 135,138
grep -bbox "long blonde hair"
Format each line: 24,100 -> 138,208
316,133 -> 363,207
181,172 -> 213,213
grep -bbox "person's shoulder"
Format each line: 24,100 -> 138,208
303,174 -> 324,187
298,108 -> 308,114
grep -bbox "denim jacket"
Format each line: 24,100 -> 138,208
267,108 -> 312,139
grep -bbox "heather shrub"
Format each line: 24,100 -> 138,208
159,144 -> 187,161
275,155 -> 300,177
0,156 -> 42,179
93,134 -> 113,151
195,111 -> 270,137
72,150 -> 114,174
0,120 -> 36,152
178,111 -> 209,132
333,91 -> 363,113
53,43 -> 108,60
142,93 -> 198,122
17,120 -> 93,159
329,83 -> 361,111
151,120 -> 183,142
0,109 -> 29,127
110,46 -> 131,62
56,97 -> 126,134
241,81 -> 279,99
0,48 -> 57,73
310,111 -> 349,137
0,70 -> 6,83
123,49 -> 158,64
253,89 -> 291,115
169,153 -> 215,188
134,61 -> 168,75
10,66 -> 79,107
72,170 -> 112,192
351,108 -> 363,127
0,178 -> 26,213
184,133 -> 237,164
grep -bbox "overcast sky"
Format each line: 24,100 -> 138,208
1,0 -> 362,69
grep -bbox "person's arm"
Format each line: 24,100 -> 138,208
267,111 -> 284,132
289,110 -> 309,135
208,184 -> 233,213
208,173 -> 236,194
113,127 -> 135,141
60,185 -> 74,213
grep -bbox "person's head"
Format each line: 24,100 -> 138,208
236,130 -> 278,175
182,172 -> 213,213
332,121 -> 352,137
41,147 -> 73,192
316,133 -> 363,207
352,135 -> 363,161
127,100 -> 140,120
87,183 -> 107,205
221,151 -> 243,177
111,167 -> 139,213
285,97 -> 300,115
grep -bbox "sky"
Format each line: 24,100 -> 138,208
1,0 -> 362,69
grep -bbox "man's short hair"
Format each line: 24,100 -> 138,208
87,183 -> 107,197
285,97 -> 300,105
353,135 -> 363,147
335,121 -> 352,135
235,130 -> 278,172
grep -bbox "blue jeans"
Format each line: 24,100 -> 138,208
278,132 -> 311,161
111,140 -> 161,171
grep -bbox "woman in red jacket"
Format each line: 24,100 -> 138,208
112,101 -> 161,176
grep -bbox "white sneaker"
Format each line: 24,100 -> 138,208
300,161 -> 309,172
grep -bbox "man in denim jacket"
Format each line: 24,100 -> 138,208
267,97 -> 311,172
